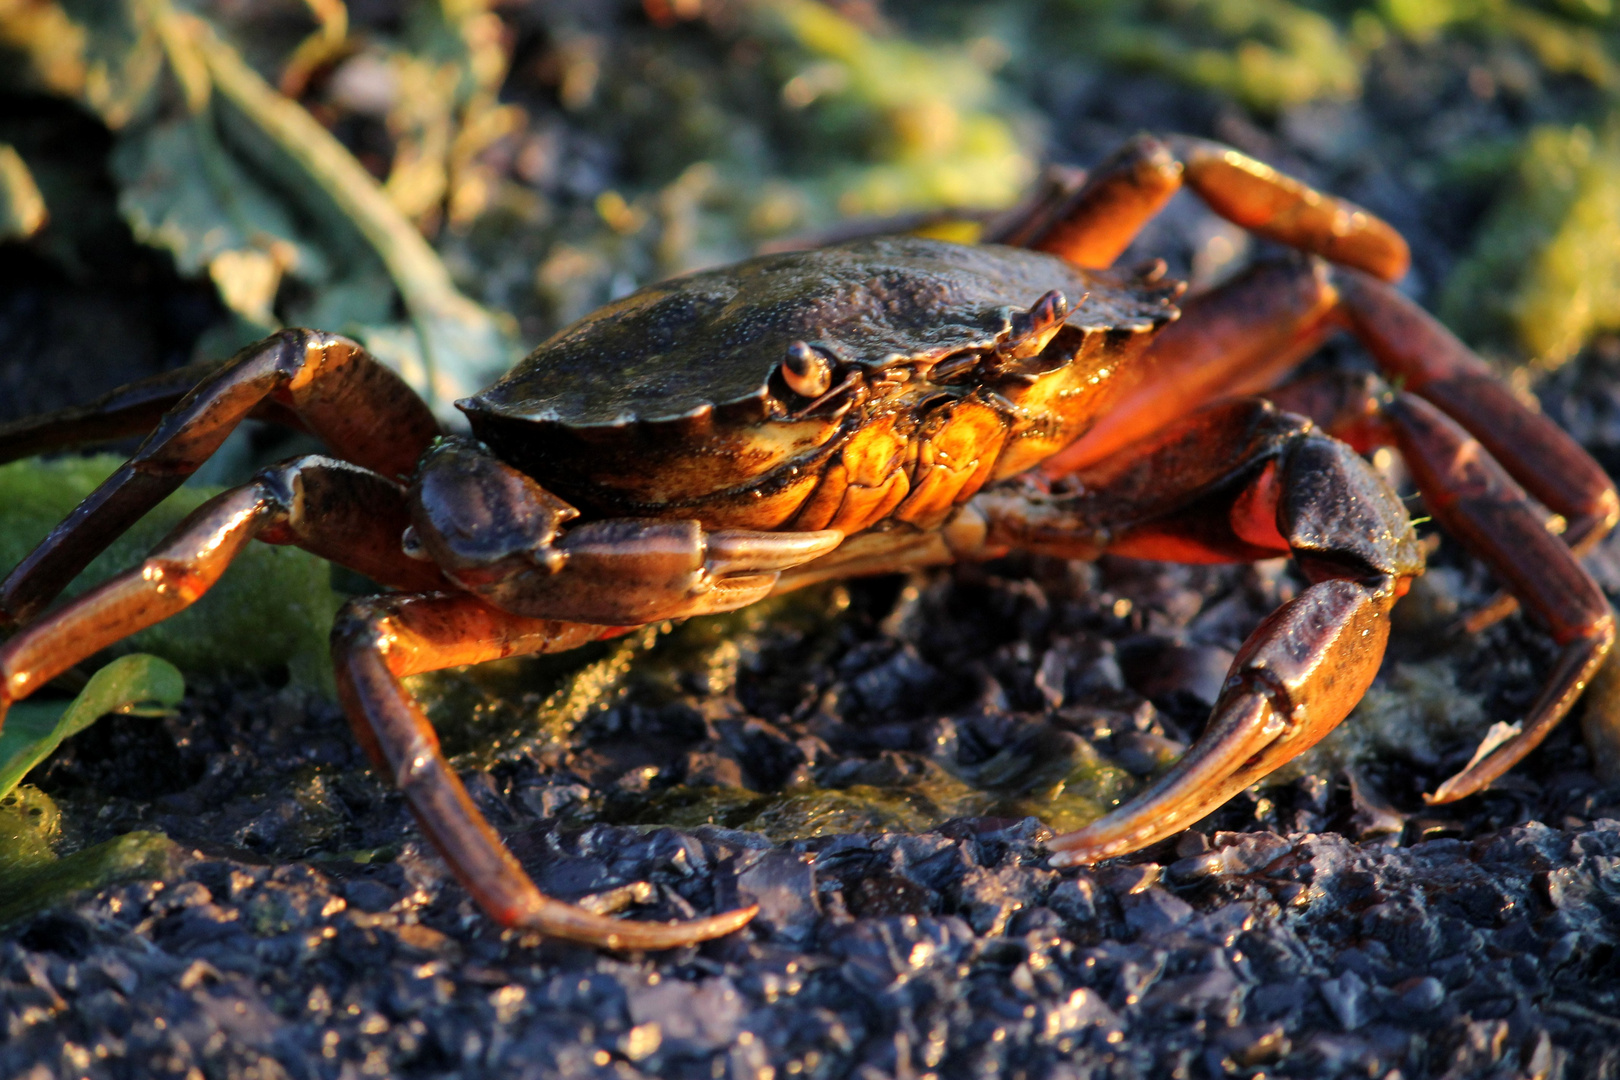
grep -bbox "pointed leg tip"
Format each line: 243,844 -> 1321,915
1047,821 -> 1161,866
1422,780 -> 1469,806
512,900 -> 759,952
606,903 -> 760,952
1045,847 -> 1093,869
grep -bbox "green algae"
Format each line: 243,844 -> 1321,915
632,780 -> 959,841
1379,0 -> 1619,87
422,626 -> 664,767
1079,0 -> 1363,112
0,456 -> 341,687
0,656 -> 188,926
0,785 -> 181,928
749,0 -> 1035,215
630,729 -> 1138,843
1506,124 -> 1620,367
422,587 -> 852,770
1442,121 -> 1620,369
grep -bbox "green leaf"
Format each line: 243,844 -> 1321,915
0,0 -> 518,410
0,655 -> 184,800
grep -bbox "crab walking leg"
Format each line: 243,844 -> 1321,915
1382,394 -> 1615,802
1153,385 -> 1611,804
963,400 -> 1426,861
1043,257 -> 1340,475
991,135 -> 1182,269
1045,258 -> 1618,591
1,329 -> 440,627
1334,269 -> 1620,631
997,133 -> 1409,281
331,594 -> 760,949
1168,136 -> 1410,281
0,359 -> 230,464
0,455 -> 446,718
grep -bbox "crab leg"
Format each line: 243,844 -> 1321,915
959,399 -> 1425,860
0,359 -> 229,464
1048,257 -> 1617,610
1386,394 -> 1615,800
1042,257 -> 1340,474
991,134 -> 1182,269
1269,373 -> 1617,802
1334,269 -> 1620,631
1000,133 -> 1409,282
409,437 -> 845,624
0,329 -> 439,627
331,593 -> 759,949
0,456 -> 756,948
0,456 -> 444,709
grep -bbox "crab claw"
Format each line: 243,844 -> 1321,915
1049,578 -> 1396,865
706,528 -> 844,576
699,528 -> 845,612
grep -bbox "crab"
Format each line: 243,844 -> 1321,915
0,134 -> 1614,950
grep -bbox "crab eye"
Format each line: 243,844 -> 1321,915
1005,289 -> 1071,360
782,341 -> 835,398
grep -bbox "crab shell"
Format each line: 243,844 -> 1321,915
460,236 -> 1181,534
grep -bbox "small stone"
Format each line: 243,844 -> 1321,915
1395,975 -> 1445,1011
626,977 -> 743,1055
737,851 -> 819,943
1097,863 -> 1162,897
1122,887 -> 1194,936
1318,970 -> 1370,1031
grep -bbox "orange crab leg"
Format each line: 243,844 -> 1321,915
1382,393 -> 1615,801
1030,255 -> 1615,813
1271,373 -> 1616,801
1170,136 -> 1410,282
0,329 -> 440,627
0,360 -> 223,464
1334,269 -> 1620,634
998,133 -> 1409,281
1048,259 -> 1618,585
1043,257 -> 1340,474
992,134 -> 1182,269
0,455 -> 759,949
331,593 -> 759,948
0,456 -> 446,707
1336,270 -> 1619,550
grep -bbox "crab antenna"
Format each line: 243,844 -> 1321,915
1004,290 -> 1071,360
782,341 -> 835,398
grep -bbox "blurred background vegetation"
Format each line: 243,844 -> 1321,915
0,0 -> 1616,408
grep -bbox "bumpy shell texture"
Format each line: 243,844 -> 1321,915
463,235 -> 1175,429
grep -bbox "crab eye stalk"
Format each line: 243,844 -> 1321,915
782,340 -> 835,398
1005,289 -> 1071,360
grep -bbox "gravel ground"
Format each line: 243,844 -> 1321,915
6,3 -> 1620,1078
